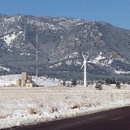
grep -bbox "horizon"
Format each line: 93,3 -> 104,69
0,13 -> 127,30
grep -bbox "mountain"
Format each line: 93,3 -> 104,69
0,14 -> 130,81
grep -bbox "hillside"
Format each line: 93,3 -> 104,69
0,14 -> 130,80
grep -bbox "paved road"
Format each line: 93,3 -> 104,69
5,106 -> 130,130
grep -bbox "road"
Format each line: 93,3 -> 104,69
4,106 -> 130,130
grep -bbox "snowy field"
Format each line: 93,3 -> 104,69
0,75 -> 130,129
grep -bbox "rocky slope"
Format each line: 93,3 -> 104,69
0,14 -> 130,81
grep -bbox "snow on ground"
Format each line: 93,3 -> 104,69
0,75 -> 130,129
114,69 -> 130,74
2,31 -> 23,46
3,34 -> 16,46
0,75 -> 61,87
0,66 -> 10,72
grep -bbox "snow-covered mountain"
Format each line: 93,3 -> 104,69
1,14 -> 130,80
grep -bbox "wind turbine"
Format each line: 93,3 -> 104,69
81,53 -> 88,87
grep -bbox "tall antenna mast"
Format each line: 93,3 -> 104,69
23,25 -> 26,41
36,25 -> 38,85
23,18 -> 26,42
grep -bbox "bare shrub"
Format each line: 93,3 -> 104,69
71,79 -> 77,87
95,83 -> 102,90
116,82 -> 121,89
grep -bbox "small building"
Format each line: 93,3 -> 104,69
16,79 -> 21,87
21,72 -> 27,80
26,82 -> 34,87
21,80 -> 26,87
16,72 -> 37,87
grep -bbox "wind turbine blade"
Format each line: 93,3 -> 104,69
82,53 -> 85,59
80,64 -> 84,69
80,65 -> 84,69
82,53 -> 84,57
80,62 -> 86,69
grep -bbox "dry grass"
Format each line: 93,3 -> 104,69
70,104 -> 79,109
0,114 -> 10,119
29,108 -> 37,114
79,103 -> 86,107
51,107 -> 58,113
70,101 -> 101,109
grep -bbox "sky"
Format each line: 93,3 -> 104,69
0,0 -> 130,29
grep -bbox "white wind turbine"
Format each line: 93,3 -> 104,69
81,53 -> 88,87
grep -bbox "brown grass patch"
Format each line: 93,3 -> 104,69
79,103 -> 86,107
70,104 -> 79,109
0,114 -> 10,119
29,108 -> 37,114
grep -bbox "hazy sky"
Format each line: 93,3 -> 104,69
0,0 -> 130,29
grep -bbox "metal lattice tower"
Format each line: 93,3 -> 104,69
23,25 -> 26,41
36,26 -> 38,85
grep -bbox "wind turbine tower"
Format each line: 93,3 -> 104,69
81,53 -> 88,87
